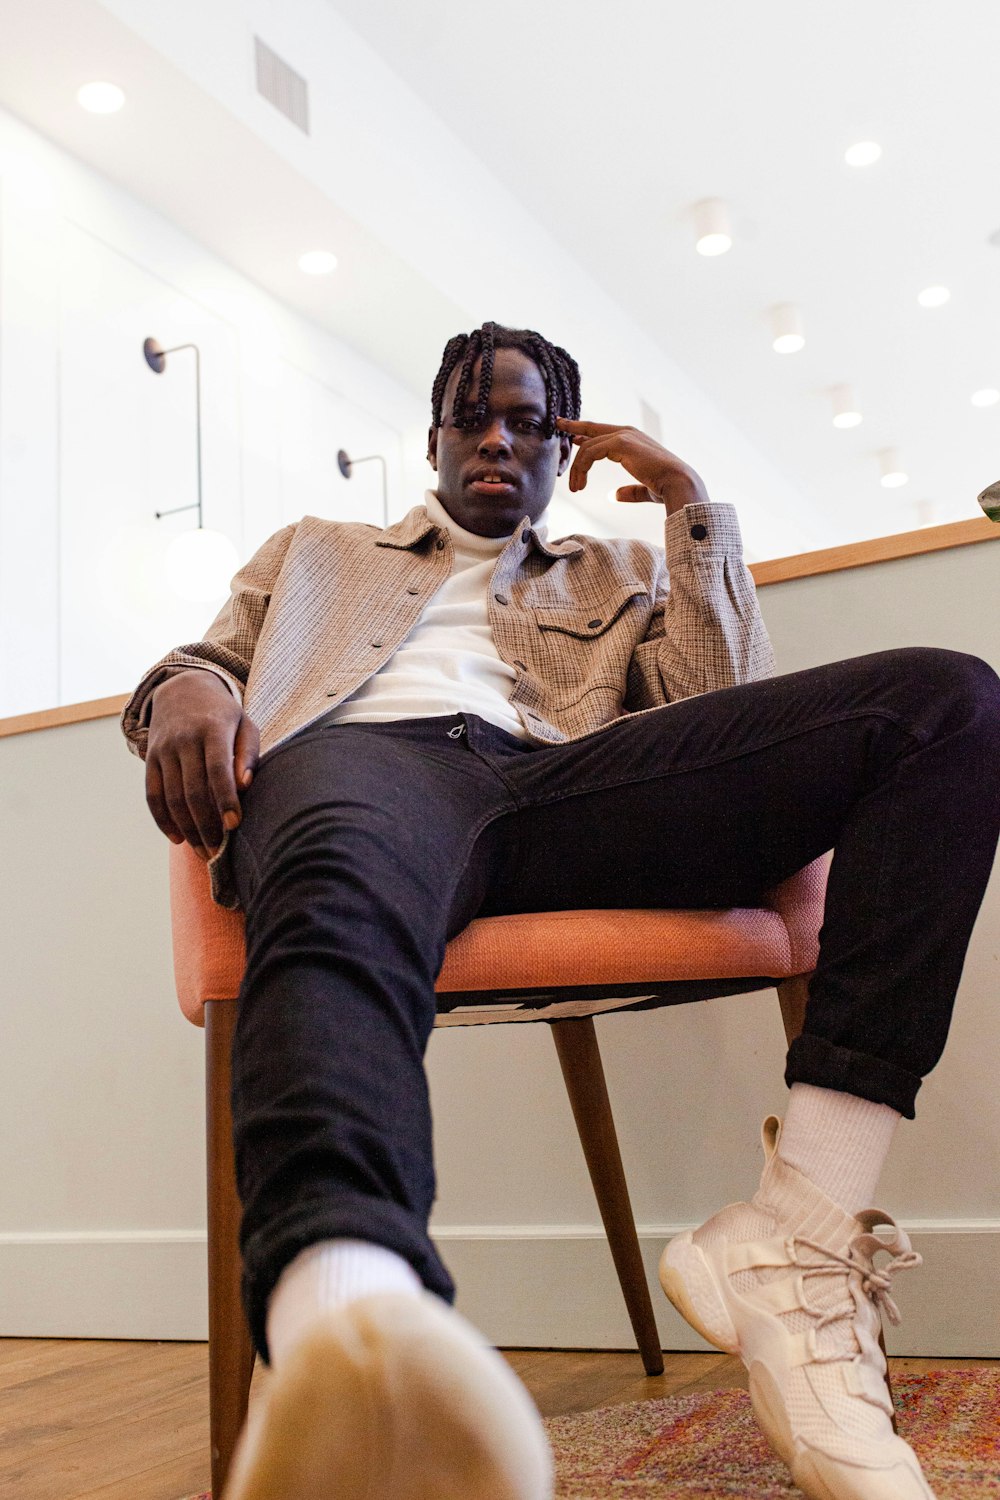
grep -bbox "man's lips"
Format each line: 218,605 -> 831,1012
467,467 -> 518,495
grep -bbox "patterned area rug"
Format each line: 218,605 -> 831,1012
180,1369 -> 1000,1499
547,1371 -> 1000,1496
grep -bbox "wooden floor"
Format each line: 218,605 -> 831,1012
0,1337 -> 992,1500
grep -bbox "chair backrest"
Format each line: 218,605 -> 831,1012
168,841 -> 829,1028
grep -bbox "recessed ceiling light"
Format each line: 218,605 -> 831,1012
298,250 -> 338,275
693,198 -> 732,257
917,285 -> 950,308
845,141 -> 881,167
831,384 -> 862,428
878,448 -> 908,488
971,388 -> 1000,408
770,303 -> 805,354
77,81 -> 126,114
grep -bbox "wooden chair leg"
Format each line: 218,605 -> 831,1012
773,975 -> 897,1429
206,1000 -> 256,1498
776,973 -> 810,1046
550,1016 -> 664,1376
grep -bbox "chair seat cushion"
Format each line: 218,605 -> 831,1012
169,843 -> 823,1027
434,906 -> 797,1026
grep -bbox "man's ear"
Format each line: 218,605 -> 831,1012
556,433 -> 572,475
427,425 -> 438,471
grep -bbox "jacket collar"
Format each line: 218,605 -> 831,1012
376,506 -> 439,551
376,505 -> 584,558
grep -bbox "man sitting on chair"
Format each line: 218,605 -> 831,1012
122,322 -> 1000,1500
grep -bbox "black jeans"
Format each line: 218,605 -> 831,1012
228,647 -> 1000,1358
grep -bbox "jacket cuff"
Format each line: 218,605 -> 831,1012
120,664 -> 243,759
664,501 -> 743,566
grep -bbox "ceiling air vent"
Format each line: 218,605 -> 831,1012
254,36 -> 310,135
639,397 -> 663,442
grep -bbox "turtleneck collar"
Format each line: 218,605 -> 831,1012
424,489 -> 549,555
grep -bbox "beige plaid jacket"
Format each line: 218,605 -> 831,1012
123,497 -> 773,754
122,499 -> 773,900
123,497 -> 775,752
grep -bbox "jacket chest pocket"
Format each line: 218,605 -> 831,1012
533,583 -> 648,641
530,584 -> 649,706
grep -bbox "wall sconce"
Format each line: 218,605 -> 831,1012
337,449 -> 388,525
143,336 -> 239,602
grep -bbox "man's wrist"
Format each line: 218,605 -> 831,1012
662,474 -> 710,515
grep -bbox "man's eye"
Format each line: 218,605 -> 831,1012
515,419 -> 542,433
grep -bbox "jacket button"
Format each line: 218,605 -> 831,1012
690,523 -> 708,540
371,641 -> 382,649
406,586 -> 419,595
435,537 -> 446,550
494,593 -> 509,605
587,618 -> 602,629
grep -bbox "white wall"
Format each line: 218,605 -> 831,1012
0,105 -> 420,717
1,535 -> 997,1353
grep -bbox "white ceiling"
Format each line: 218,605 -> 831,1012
2,0 -> 999,551
328,0 -> 1000,539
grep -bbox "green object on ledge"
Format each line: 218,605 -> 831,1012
977,479 -> 1000,521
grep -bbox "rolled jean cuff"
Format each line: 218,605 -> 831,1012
785,1032 -> 921,1119
241,1197 -> 456,1363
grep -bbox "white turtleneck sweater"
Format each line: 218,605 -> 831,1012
324,490 -> 545,740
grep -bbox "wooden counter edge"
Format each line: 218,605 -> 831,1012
2,516 -> 996,738
749,513 -> 998,587
0,693 -> 130,739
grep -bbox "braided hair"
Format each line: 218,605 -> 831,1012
430,322 -> 581,439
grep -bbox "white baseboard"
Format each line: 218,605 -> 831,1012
440,1223 -> 1000,1358
2,1223 -> 998,1355
0,1232 -> 209,1340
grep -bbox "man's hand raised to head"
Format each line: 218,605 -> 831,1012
145,670 -> 260,862
556,419 -> 710,517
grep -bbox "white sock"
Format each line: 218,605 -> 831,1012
266,1239 -> 422,1368
777,1083 -> 900,1214
695,1087 -> 901,1260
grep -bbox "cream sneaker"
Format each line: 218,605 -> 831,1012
659,1117 -> 935,1500
223,1291 -> 552,1500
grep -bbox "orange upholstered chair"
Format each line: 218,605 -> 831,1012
168,839 -> 828,1497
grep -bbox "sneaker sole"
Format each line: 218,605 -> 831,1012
223,1293 -> 552,1500
658,1233 -> 740,1354
660,1237 -> 795,1467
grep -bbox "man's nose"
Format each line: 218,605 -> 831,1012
477,419 -> 512,456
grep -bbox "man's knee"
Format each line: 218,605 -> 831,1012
885,646 -> 1000,721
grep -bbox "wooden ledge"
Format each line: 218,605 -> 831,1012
749,514 -> 998,587
0,694 -> 129,740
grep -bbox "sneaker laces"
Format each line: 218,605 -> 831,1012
793,1219 -> 922,1352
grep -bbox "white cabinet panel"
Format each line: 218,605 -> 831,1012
58,222 -> 242,703
0,178 -> 61,716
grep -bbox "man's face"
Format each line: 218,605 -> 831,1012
427,346 -> 572,537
